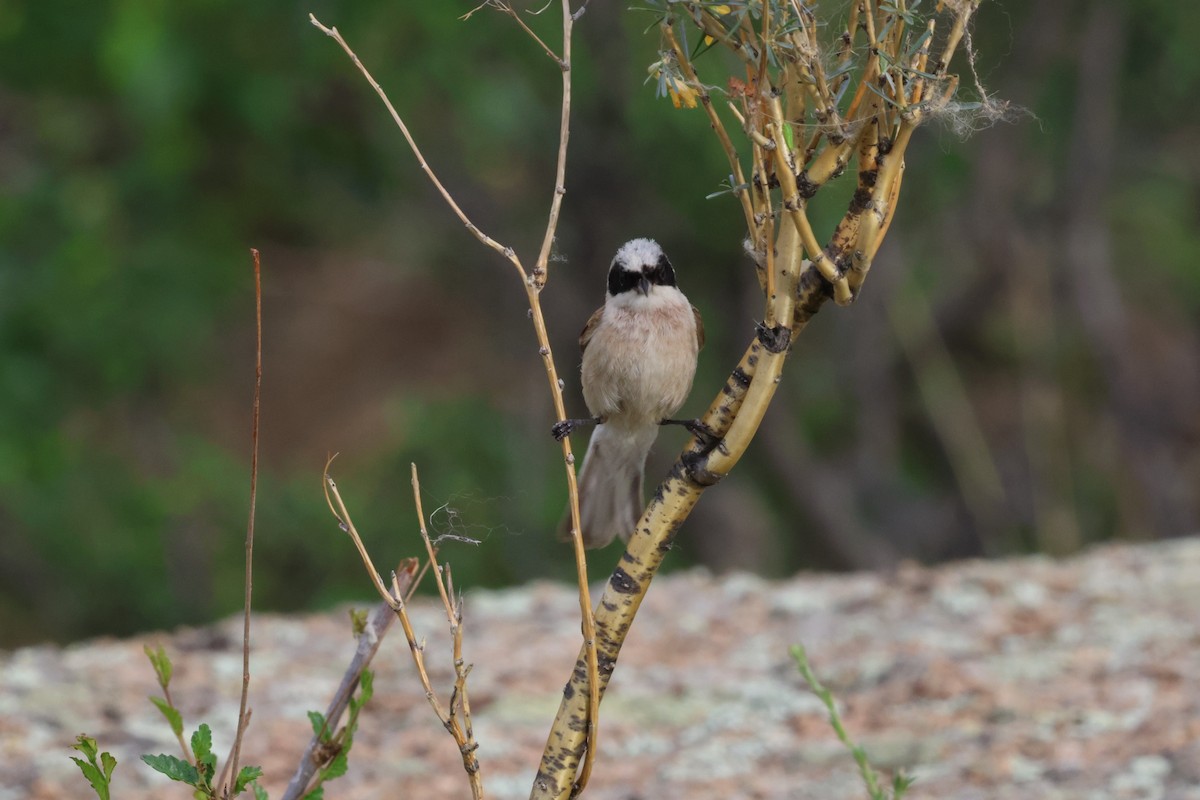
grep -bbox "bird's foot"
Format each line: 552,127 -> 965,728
552,417 -> 601,441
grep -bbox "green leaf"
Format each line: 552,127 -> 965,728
71,734 -> 100,761
234,765 -> 264,794
359,669 -> 374,702
142,753 -> 201,786
190,723 -> 213,763
101,751 -> 118,783
893,771 -> 916,797
301,786 -> 324,800
70,735 -> 115,800
149,695 -> 184,737
307,710 -> 328,741
70,758 -> 110,800
320,750 -> 349,780
144,644 -> 173,689
252,782 -> 269,800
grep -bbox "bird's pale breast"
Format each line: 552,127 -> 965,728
581,295 -> 699,427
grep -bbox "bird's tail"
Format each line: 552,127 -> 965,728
558,423 -> 658,549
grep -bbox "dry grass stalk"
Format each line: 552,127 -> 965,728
222,247 -> 263,798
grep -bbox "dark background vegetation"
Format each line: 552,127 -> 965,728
2,1 -> 1197,646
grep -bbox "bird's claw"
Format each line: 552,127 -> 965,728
551,420 -> 574,441
661,417 -> 720,446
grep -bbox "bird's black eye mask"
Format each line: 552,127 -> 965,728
649,253 -> 677,287
607,253 -> 678,295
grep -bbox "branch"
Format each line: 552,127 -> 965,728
534,1 -> 989,794
279,589 -> 408,800
660,23 -> 756,252
533,1 -> 573,286
323,460 -> 484,798
464,1 -> 566,68
309,14 -> 524,278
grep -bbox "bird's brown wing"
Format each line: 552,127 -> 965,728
580,306 -> 604,355
693,305 -> 706,351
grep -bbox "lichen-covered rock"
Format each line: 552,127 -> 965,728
3,540 -> 1199,799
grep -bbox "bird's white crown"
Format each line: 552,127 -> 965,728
613,238 -> 665,271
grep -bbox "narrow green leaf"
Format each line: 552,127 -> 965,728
144,644 -> 173,688
252,782 -> 269,800
307,710 -> 328,741
301,786 -> 325,800
142,753 -> 201,786
70,757 -> 110,800
149,696 -> 184,737
234,765 -> 264,794
350,670 -> 374,715
905,28 -> 934,58
320,750 -> 349,780
70,736 -> 115,800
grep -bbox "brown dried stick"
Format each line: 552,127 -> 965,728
410,463 -> 478,766
222,247 -> 263,798
309,15 -> 521,277
323,461 -> 484,798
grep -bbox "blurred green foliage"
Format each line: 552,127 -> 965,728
2,1 -> 1198,646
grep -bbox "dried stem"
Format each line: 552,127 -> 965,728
466,1 -> 566,68
309,15 -> 522,277
323,460 -> 484,798
410,463 -> 478,767
223,247 -> 262,798
663,25 -> 753,238
533,2 -> 573,285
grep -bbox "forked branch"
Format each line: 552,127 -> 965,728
531,2 -> 987,796
311,3 -> 601,793
323,459 -> 484,798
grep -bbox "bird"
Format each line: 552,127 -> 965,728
554,238 -> 704,548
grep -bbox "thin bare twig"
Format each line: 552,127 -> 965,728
660,23 -> 755,244
464,1 -> 565,68
410,463 -> 477,765
223,247 -> 262,798
309,14 -> 524,279
323,461 -> 484,798
532,1 -> 573,286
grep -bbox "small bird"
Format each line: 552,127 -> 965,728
554,238 -> 704,548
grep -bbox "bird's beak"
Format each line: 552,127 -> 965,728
637,274 -> 651,296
